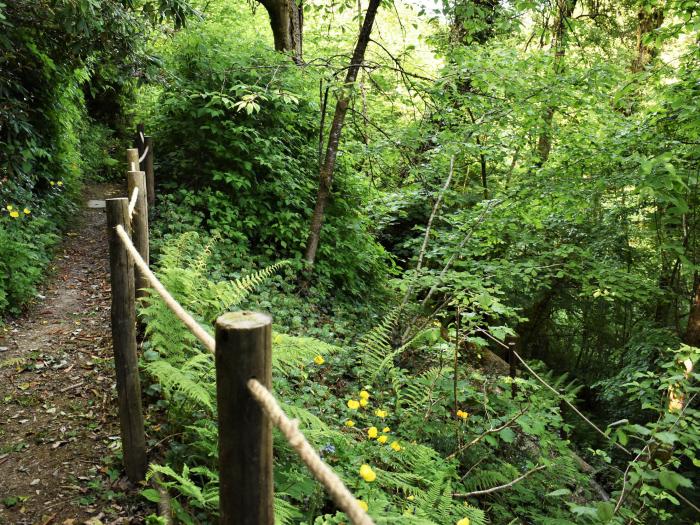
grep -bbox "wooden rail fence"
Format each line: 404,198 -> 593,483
105,127 -> 374,525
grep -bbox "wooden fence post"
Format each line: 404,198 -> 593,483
215,311 -> 273,525
106,198 -> 148,482
143,136 -> 155,206
127,170 -> 149,299
126,148 -> 139,172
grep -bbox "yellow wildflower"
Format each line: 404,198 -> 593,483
456,410 -> 469,420
347,399 -> 360,410
314,355 -> 325,365
367,427 -> 378,439
345,420 -> 355,427
390,441 -> 402,452
360,390 -> 370,400
357,499 -> 369,511
5,205 -> 12,211
457,519 -> 470,525
382,427 -> 390,433
377,435 -> 388,444
407,495 -> 415,501
50,181 -> 55,186
374,409 -> 387,418
359,464 -> 376,482
23,208 -> 30,215
359,398 -> 368,407
9,210 -> 19,218
57,181 -> 63,186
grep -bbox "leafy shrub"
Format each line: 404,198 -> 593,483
145,13 -> 393,298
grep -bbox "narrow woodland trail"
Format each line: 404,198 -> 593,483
0,184 -> 147,525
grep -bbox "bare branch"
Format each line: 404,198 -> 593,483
453,465 -> 547,498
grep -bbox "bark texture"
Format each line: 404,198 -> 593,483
631,7 -> 664,73
259,0 -> 303,62
303,0 -> 381,266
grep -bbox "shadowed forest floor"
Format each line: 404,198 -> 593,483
0,184 -> 148,525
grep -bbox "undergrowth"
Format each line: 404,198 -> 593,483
138,232 -> 608,524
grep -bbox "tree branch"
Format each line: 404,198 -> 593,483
453,465 -> 547,498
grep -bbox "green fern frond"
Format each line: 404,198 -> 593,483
147,463 -> 208,508
272,333 -> 342,375
208,261 -> 288,319
274,496 -> 303,525
145,359 -> 214,410
357,309 -> 400,384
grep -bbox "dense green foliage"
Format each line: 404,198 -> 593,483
0,0 -> 192,314
142,12 -> 393,297
3,0 -> 700,522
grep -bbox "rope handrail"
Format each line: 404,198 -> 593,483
247,379 -> 374,525
128,187 -> 139,218
114,222 -> 372,524
115,224 -> 216,353
139,145 -> 150,164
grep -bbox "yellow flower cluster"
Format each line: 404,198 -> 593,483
356,499 -> 368,511
390,441 -> 402,452
456,409 -> 469,420
345,420 -> 355,427
347,390 -> 371,410
49,181 -> 63,187
313,355 -> 325,365
374,409 -> 387,418
359,464 -> 376,482
457,518 -> 470,525
5,205 -> 30,218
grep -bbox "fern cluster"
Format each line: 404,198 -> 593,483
138,233 -> 602,525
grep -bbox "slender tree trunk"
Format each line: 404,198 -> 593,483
258,0 -> 303,62
303,0 -> 381,266
536,0 -> 576,165
685,273 -> 700,346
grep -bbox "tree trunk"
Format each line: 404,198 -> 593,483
259,0 -> 303,63
685,273 -> 700,346
303,0 -> 381,266
631,7 -> 664,73
536,0 -> 576,165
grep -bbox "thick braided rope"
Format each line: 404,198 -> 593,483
127,187 -> 139,218
115,224 -> 216,353
247,379 -> 375,525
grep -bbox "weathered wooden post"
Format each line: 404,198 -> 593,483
126,148 -> 139,172
215,311 -> 273,525
127,170 -> 149,299
106,198 -> 147,482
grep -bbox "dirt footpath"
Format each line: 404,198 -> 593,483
0,184 -> 148,525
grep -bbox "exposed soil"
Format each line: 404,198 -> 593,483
0,184 -> 149,525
